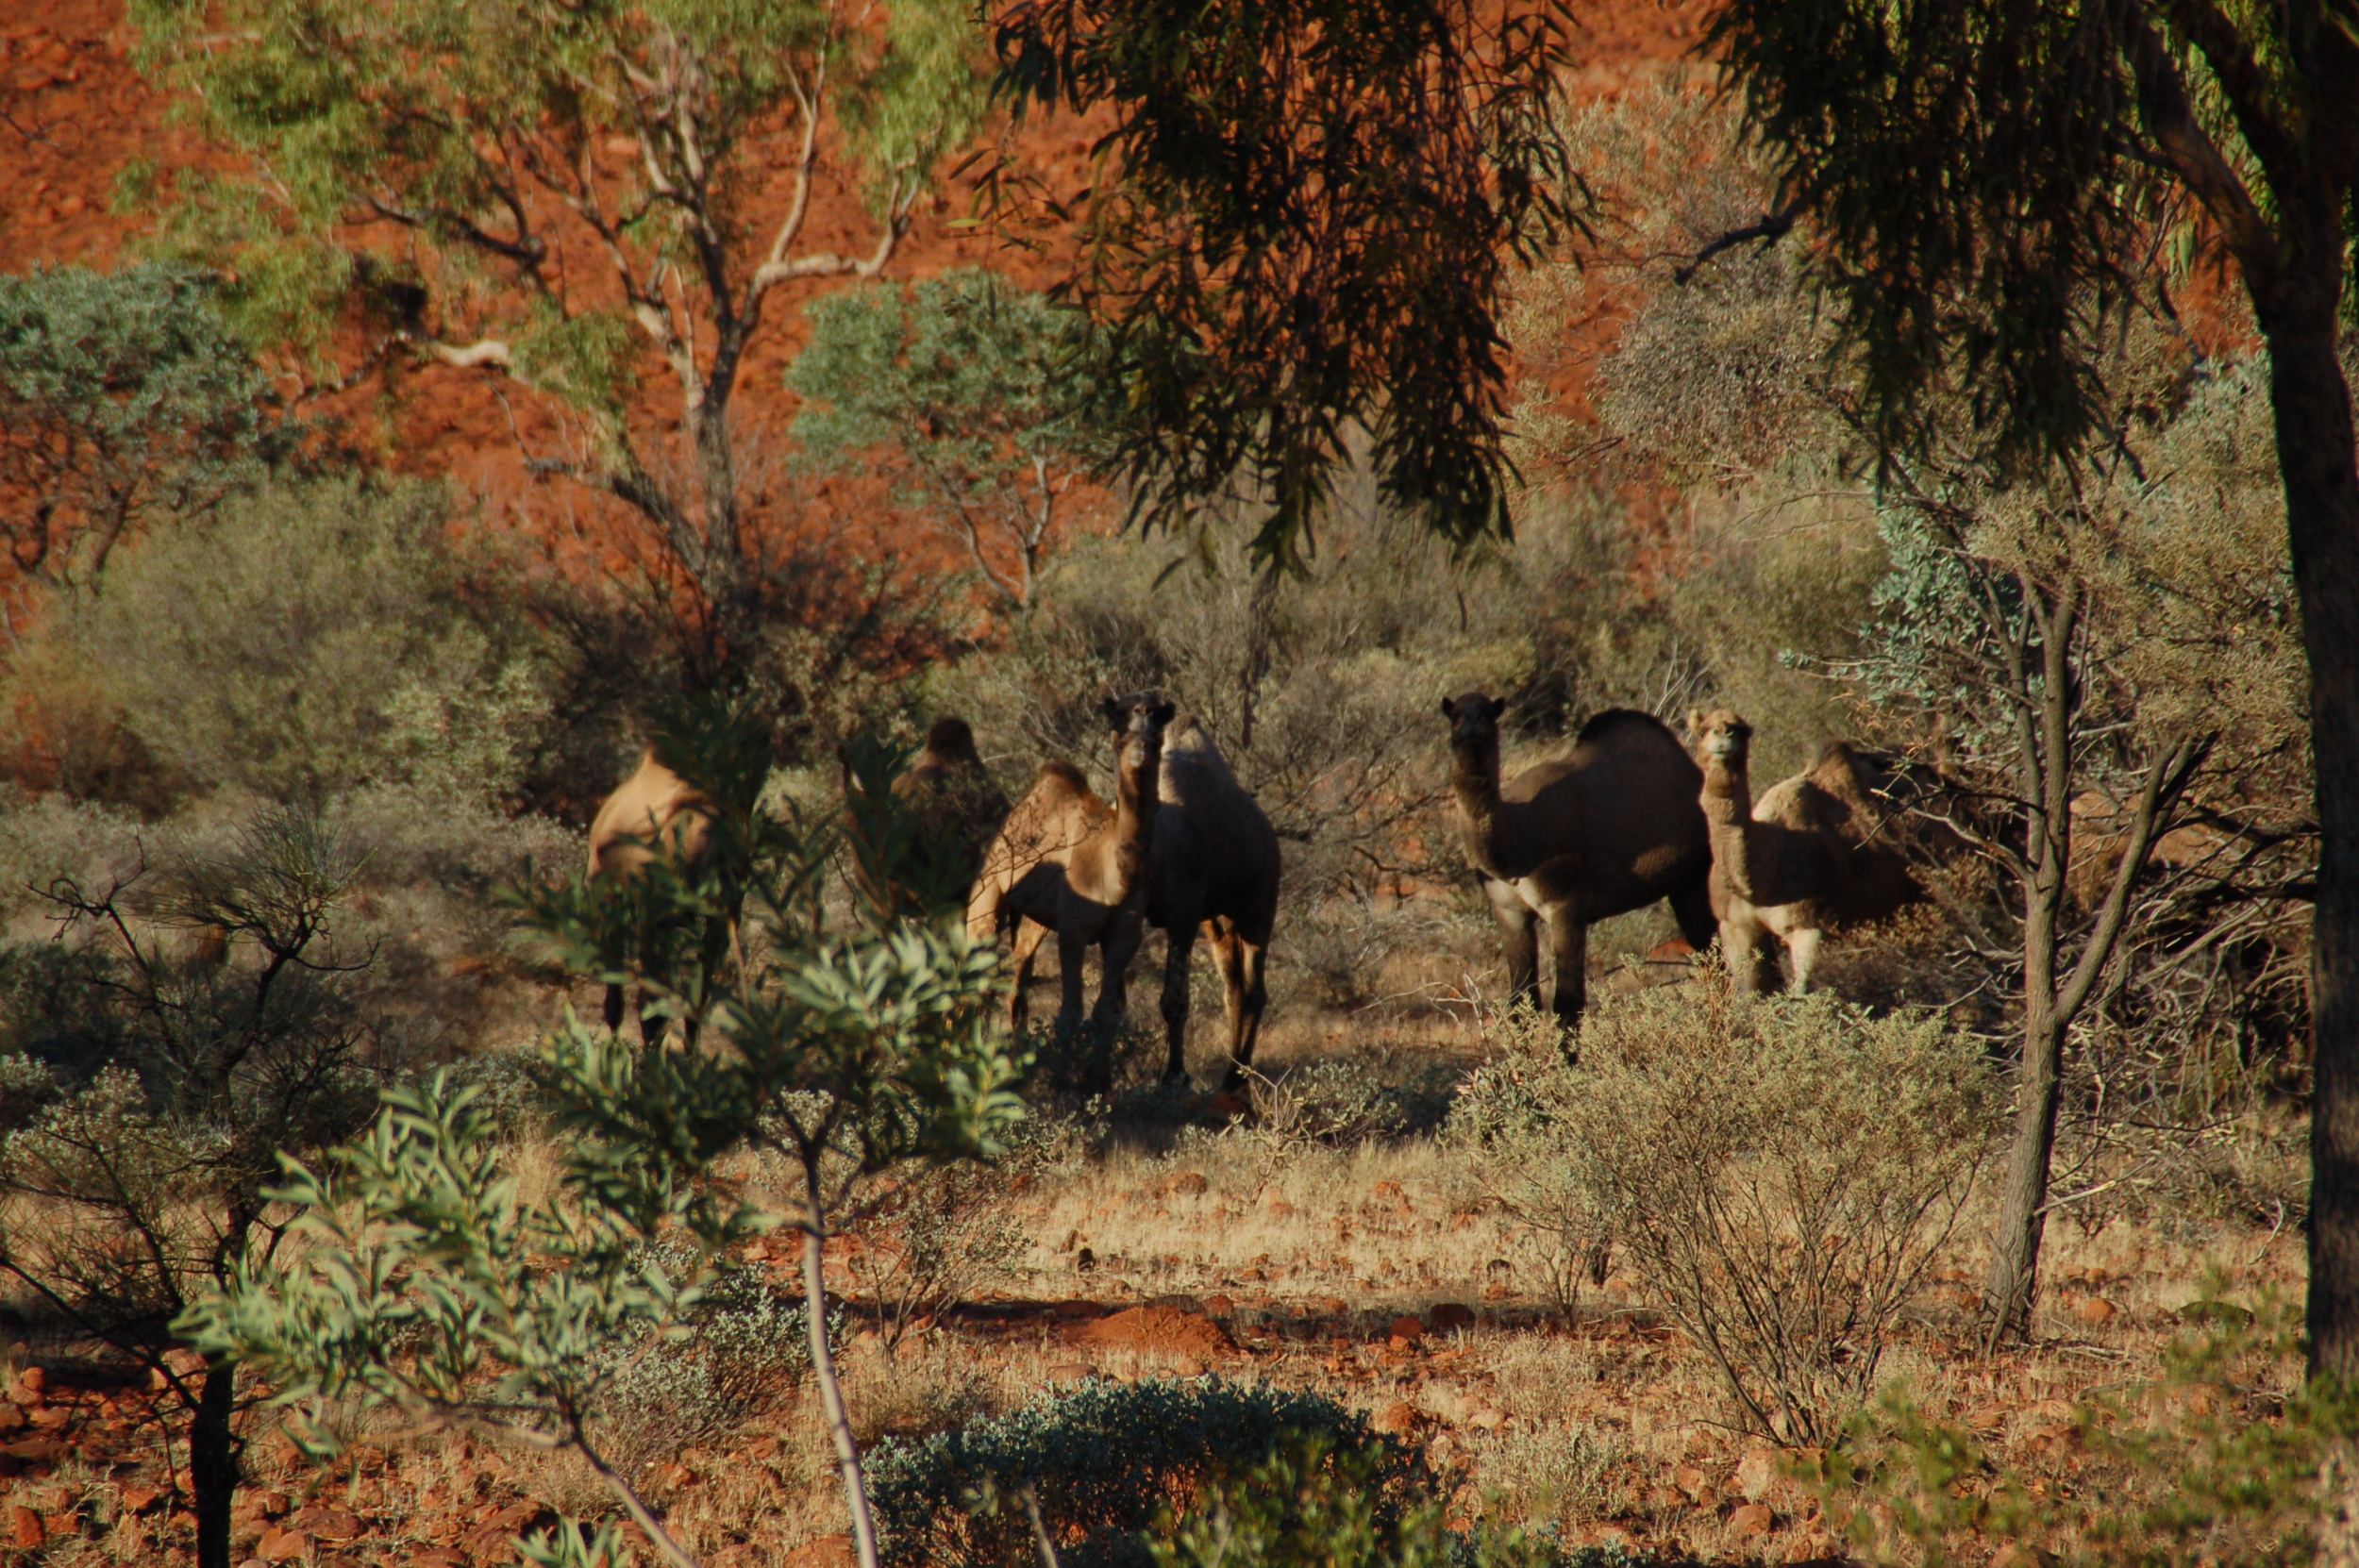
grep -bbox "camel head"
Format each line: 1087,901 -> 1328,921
1440,692 -> 1506,754
1687,709 -> 1753,768
924,715 -> 980,763
1100,691 -> 1176,785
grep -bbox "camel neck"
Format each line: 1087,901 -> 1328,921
1449,739 -> 1505,874
1699,751 -> 1758,898
1109,747 -> 1162,890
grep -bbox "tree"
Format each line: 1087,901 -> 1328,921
0,264 -> 281,621
130,0 -> 986,695
1702,0 -> 2359,1370
789,268 -> 1116,613
183,704 -> 1025,1568
983,0 -> 1582,568
0,809 -> 395,1568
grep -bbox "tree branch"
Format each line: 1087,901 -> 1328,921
2120,7 -> 2283,294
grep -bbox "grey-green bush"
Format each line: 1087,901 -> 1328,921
64,476 -> 556,805
867,1376 -> 1417,1568
1447,982 -> 1994,1443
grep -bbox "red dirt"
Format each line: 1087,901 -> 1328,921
1069,1305 -> 1239,1359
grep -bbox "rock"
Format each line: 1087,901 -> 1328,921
1204,1293 -> 1235,1316
262,1526 -> 312,1561
1673,1464 -> 1711,1502
1428,1303 -> 1476,1334
1465,1407 -> 1506,1431
1316,1297 -> 1348,1316
122,1486 -> 164,1513
0,1440 -> 64,1463
1388,1315 -> 1427,1345
15,1368 -> 42,1396
1073,1306 -> 1236,1359
410,1555 -> 466,1568
1736,1447 -> 1779,1503
785,1532 -> 858,1568
27,1408 -> 68,1430
1372,1399 -> 1419,1437
1731,1503 -> 1776,1539
8,1506 -> 40,1549
25,1486 -> 68,1514
1483,1282 -> 1512,1300
2068,1294 -> 2118,1326
0,1408 -> 22,1434
1372,1180 -> 1408,1206
1782,1530 -> 1839,1563
1168,1172 -> 1210,1197
1266,1199 -> 1297,1218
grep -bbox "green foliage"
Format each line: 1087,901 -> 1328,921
1152,1431 -> 1551,1568
987,0 -> 1584,566
867,1376 -> 1417,1568
0,263 -> 283,598
790,269 -> 1115,609
184,696 -> 1025,1568
1447,984 -> 1994,1443
46,476 -> 555,806
1806,1287 -> 2349,1567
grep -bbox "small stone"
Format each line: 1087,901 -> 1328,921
122,1486 -> 164,1513
26,1486 -> 68,1514
1168,1172 -> 1209,1196
1783,1530 -> 1838,1563
1731,1503 -> 1776,1539
263,1526 -> 313,1562
1388,1315 -> 1426,1345
1203,1293 -> 1235,1316
1482,1282 -> 1512,1300
1372,1399 -> 1419,1436
784,1532 -> 858,1568
2070,1294 -> 2118,1326
1736,1447 -> 1779,1504
15,1369 -> 42,1396
9,1506 -> 41,1549
1674,1464 -> 1710,1501
1427,1303 -> 1476,1334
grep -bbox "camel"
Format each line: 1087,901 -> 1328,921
967,695 -> 1174,1064
1142,717 -> 1282,1091
1442,693 -> 1716,1026
587,746 -> 716,1037
892,717 -> 1011,876
1687,709 -> 1928,993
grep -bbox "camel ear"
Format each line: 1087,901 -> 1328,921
1686,709 -> 1705,736
1099,695 -> 1124,730
1439,695 -> 1456,718
1152,700 -> 1175,728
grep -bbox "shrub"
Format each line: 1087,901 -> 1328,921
1449,983 -> 1993,1443
63,476 -> 556,805
1151,1430 -> 1552,1568
841,1162 -> 1029,1349
867,1376 -> 1418,1568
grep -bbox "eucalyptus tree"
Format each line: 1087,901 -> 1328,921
789,268 -> 1117,613
130,0 -> 988,692
1705,0 -> 2359,1369
983,0 -> 1584,569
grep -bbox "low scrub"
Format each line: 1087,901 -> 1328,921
1449,982 -> 1994,1443
867,1376 -> 1420,1568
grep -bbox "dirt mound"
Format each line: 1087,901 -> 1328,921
1069,1306 -> 1237,1359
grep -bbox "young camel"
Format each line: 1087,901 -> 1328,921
1687,709 -> 1927,993
967,695 -> 1174,1077
1144,718 -> 1281,1091
1442,693 -> 1715,1027
587,746 -> 716,1037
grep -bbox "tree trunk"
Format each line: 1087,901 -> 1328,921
2262,292 -> 2359,1381
1985,1004 -> 2068,1341
802,1186 -> 881,1568
190,1356 -> 240,1568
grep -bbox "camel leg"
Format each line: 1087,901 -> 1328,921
1785,926 -> 1825,994
1160,918 -> 1200,1085
1545,909 -> 1588,1027
1720,918 -> 1766,995
603,983 -> 626,1033
1669,880 -> 1718,952
1008,919 -> 1049,1033
1486,880 -> 1541,1009
1056,924 -> 1091,1026
1096,912 -> 1143,1025
1209,922 -> 1271,1092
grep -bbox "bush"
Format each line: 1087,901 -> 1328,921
590,1252 -> 823,1481
1448,982 -> 1993,1443
867,1376 -> 1419,1568
842,1162 -> 1029,1349
60,476 -> 557,805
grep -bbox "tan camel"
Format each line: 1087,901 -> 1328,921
1442,693 -> 1715,1026
587,747 -> 716,1035
1143,718 -> 1282,1091
967,695 -> 1174,1049
1687,709 -> 1927,993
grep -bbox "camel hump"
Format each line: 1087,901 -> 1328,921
1576,708 -> 1680,747
589,749 -> 713,877
1158,717 -> 1245,803
1036,759 -> 1092,795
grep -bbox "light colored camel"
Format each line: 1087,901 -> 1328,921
1442,693 -> 1715,1026
1143,718 -> 1281,1091
967,695 -> 1174,1052
587,747 -> 716,1036
1687,709 -> 1927,993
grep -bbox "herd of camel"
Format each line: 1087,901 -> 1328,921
586,696 -> 1932,1092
